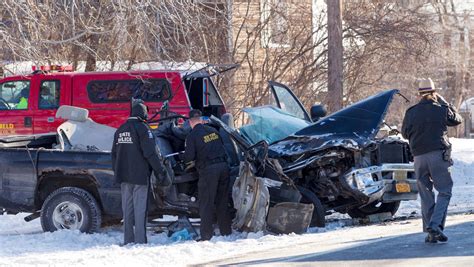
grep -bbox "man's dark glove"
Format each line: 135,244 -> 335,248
436,93 -> 463,126
152,169 -> 172,187
389,128 -> 400,136
436,93 -> 450,107
184,161 -> 196,173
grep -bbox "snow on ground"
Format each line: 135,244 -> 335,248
0,139 -> 473,266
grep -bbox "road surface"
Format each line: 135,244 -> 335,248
206,213 -> 474,266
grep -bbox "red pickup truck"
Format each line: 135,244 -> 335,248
0,65 -> 232,135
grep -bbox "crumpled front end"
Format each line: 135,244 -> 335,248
232,161 -> 270,232
343,163 -> 417,206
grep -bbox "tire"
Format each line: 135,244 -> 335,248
347,201 -> 401,219
40,187 -> 102,233
297,186 -> 326,228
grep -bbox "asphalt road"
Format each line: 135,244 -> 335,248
209,214 -> 474,266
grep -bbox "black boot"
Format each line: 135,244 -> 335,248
425,233 -> 437,243
427,227 -> 448,243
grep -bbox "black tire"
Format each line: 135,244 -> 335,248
41,187 -> 102,233
347,201 -> 401,219
297,186 -> 326,228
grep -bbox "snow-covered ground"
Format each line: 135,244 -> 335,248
0,139 -> 473,266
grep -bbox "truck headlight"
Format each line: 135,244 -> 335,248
345,172 -> 375,190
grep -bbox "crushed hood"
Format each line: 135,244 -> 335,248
269,89 -> 399,157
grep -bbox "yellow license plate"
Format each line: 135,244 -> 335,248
395,183 -> 411,193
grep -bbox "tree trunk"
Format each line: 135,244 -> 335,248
84,35 -> 99,72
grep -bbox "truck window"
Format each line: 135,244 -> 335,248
39,80 -> 60,109
185,77 -> 223,110
0,80 -> 30,110
87,79 -> 171,103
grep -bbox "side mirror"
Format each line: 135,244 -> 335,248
310,104 -> 327,122
161,100 -> 170,111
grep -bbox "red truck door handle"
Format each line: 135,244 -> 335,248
24,117 -> 32,127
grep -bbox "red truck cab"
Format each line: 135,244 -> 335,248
0,65 -> 231,136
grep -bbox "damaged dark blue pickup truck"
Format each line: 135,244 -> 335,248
0,81 -> 418,233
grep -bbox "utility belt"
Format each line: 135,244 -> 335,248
441,136 -> 454,166
206,156 -> 227,165
442,147 -> 453,166
196,156 -> 228,170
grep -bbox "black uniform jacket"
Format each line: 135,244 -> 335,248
184,123 -> 227,170
112,118 -> 164,185
402,98 -> 462,156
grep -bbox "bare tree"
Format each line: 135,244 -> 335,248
341,0 -> 435,126
428,0 -> 472,136
0,1 -> 230,70
0,0 -> 440,128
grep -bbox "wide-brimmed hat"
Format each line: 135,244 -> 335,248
417,78 -> 436,94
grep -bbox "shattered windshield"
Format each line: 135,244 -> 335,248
239,106 -> 310,144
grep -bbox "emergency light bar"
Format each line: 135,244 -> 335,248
32,65 -> 73,72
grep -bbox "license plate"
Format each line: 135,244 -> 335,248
393,171 -> 407,180
395,183 -> 411,193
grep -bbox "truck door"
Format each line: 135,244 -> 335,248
268,81 -> 311,122
33,76 -> 70,133
0,148 -> 38,209
0,79 -> 34,135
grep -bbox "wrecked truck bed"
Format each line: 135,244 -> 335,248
0,106 -> 207,233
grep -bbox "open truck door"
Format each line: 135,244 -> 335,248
268,81 -> 311,122
268,81 -> 327,122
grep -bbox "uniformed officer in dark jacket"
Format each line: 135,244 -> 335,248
184,109 -> 232,241
402,78 -> 462,243
111,98 -> 168,245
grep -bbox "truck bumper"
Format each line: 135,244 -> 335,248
344,163 -> 418,204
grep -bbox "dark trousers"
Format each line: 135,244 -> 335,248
198,162 -> 232,240
121,183 -> 149,245
414,150 -> 453,232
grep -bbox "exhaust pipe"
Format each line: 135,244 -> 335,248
24,211 -> 41,222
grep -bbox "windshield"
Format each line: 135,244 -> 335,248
0,80 -> 31,110
239,106 -> 310,144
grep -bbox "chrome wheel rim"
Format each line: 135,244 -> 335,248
52,201 -> 84,230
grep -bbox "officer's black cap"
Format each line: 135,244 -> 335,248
189,109 -> 202,119
131,98 -> 148,120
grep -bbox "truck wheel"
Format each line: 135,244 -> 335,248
41,187 -> 102,233
297,186 -> 326,228
347,201 -> 401,219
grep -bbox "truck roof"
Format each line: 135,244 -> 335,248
2,70 -> 214,80
25,70 -> 183,77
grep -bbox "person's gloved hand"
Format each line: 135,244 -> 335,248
389,128 -> 400,136
435,93 -> 450,106
153,169 -> 172,187
184,161 -> 196,173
